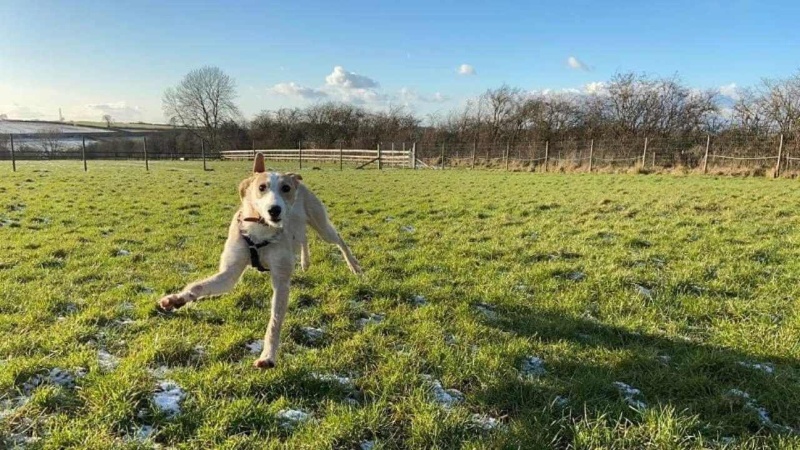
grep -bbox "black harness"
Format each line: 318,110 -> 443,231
239,215 -> 278,272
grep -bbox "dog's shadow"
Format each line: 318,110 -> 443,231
476,304 -> 800,437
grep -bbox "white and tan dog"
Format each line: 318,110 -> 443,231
158,153 -> 361,368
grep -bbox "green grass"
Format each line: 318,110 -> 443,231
1,161 -> 799,449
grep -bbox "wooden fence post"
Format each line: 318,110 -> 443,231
143,136 -> 149,171
471,141 -> 477,169
201,139 -> 207,171
504,142 -> 510,171
82,135 -> 87,171
339,141 -> 343,170
412,142 -> 417,169
544,141 -> 549,172
775,134 -> 784,178
702,134 -> 711,174
440,143 -> 445,170
298,141 -> 303,170
378,143 -> 382,170
588,139 -> 594,172
9,134 -> 15,172
641,137 -> 648,169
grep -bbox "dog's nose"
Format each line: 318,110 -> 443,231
268,205 -> 282,218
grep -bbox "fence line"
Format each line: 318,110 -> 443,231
2,133 -> 798,177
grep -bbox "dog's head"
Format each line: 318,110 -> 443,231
238,153 -> 302,228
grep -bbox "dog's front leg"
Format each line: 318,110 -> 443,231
254,267 -> 291,369
158,237 -> 248,311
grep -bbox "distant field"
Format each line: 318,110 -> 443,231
0,162 -> 799,448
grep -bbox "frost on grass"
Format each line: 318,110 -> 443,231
613,381 -> 647,410
98,349 -> 119,371
423,376 -> 464,408
245,340 -> 263,354
277,409 -> 310,429
153,381 -> 186,418
737,361 -> 775,374
357,313 -> 385,328
470,413 -> 503,431
727,389 -> 796,433
474,302 -> 497,320
520,356 -> 547,378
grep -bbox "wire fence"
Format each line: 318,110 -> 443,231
1,133 -> 798,176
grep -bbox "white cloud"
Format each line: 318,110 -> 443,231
84,101 -> 143,122
458,64 -> 476,76
583,81 -> 608,95
325,66 -> 379,89
399,87 -> 449,105
270,82 -> 328,100
0,103 -> 46,120
567,56 -> 590,71
719,83 -> 740,101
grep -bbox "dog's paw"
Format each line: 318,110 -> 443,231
253,357 -> 276,369
349,261 -> 363,276
157,293 -> 192,312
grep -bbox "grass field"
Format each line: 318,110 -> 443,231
1,161 -> 799,449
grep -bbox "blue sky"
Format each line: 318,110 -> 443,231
1,0 -> 799,123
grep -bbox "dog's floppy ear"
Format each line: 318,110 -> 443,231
285,172 -> 303,187
253,153 -> 265,173
238,177 -> 251,199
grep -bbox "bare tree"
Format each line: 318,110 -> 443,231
102,114 -> 113,128
162,66 -> 241,151
38,127 -> 64,155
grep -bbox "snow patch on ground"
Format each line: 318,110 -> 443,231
153,381 -> 186,418
423,376 -> 464,408
613,381 -> 647,410
277,408 -> 310,429
98,349 -> 119,371
357,314 -> 385,328
312,373 -> 355,390
245,340 -> 263,354
360,440 -> 376,450
520,356 -> 546,378
411,294 -> 427,306
470,413 -> 503,431
301,326 -> 325,343
474,302 -> 497,319
737,361 -> 775,374
727,389 -> 795,433
401,225 -> 416,233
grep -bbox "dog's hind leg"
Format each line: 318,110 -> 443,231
158,238 -> 248,311
307,216 -> 361,275
254,267 -> 291,369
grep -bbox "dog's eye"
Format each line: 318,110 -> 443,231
281,185 -> 291,193
258,184 -> 267,192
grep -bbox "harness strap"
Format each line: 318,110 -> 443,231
240,233 -> 271,272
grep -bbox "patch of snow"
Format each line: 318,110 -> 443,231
312,373 -> 355,390
116,319 -> 136,326
126,425 -> 155,443
520,356 -> 547,378
98,349 -> 119,371
411,294 -> 427,306
737,361 -> 775,374
116,249 -> 131,256
566,271 -> 586,281
0,396 -> 29,420
634,284 -> 653,300
48,368 -> 75,388
613,381 -> 647,410
474,302 -> 497,319
360,440 -> 376,450
153,381 -> 186,418
357,313 -> 385,328
444,334 -> 457,345
727,389 -> 795,433
470,413 -> 503,431
301,326 -> 325,343
277,408 -> 310,429
245,340 -> 263,354
148,366 -> 170,379
658,355 -> 672,365
554,396 -> 569,408
400,225 -> 415,233
425,377 -> 464,408
385,216 -> 395,222
22,374 -> 45,395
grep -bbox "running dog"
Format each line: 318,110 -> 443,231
157,153 -> 362,368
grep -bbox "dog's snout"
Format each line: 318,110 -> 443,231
267,205 -> 282,218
